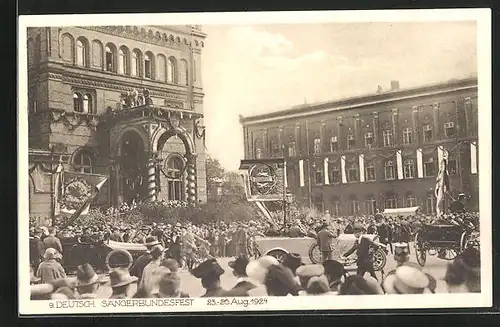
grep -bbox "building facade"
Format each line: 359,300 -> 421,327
27,25 -> 208,223
240,78 -> 479,216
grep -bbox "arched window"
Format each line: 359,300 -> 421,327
73,150 -> 94,173
91,40 -> 103,69
405,194 -> 417,207
179,59 -> 188,85
131,50 -> 141,77
105,45 -> 116,72
144,52 -> 154,79
82,94 -> 93,114
403,159 -> 415,179
385,195 -> 397,209
118,47 -> 129,74
166,155 -> 185,201
76,39 -> 87,67
384,160 -> 395,180
61,33 -> 74,63
167,57 -> 177,83
156,54 -> 166,81
73,93 -> 82,112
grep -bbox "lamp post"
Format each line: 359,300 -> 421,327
283,192 -> 294,227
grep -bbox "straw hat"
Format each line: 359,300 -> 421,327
383,265 -> 430,294
75,264 -> 108,287
43,248 -> 59,260
109,268 -> 138,288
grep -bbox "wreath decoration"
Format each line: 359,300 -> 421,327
59,177 -> 92,211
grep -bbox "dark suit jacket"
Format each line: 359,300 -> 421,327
201,287 -> 226,298
29,237 -> 44,266
43,235 -> 63,253
317,228 -> 336,251
224,280 -> 257,297
129,253 -> 153,279
344,236 -> 378,264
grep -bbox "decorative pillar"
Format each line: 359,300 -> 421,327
337,116 -> 343,151
186,153 -> 198,206
392,109 -> 399,146
147,153 -> 158,202
433,103 -> 440,140
372,112 -> 379,148
412,106 -> 420,146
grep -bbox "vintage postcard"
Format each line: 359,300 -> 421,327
18,9 -> 491,315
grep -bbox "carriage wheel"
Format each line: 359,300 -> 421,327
414,233 -> 427,267
441,248 -> 459,261
308,243 -> 322,264
266,249 -> 287,263
372,248 -> 387,271
459,232 -> 469,252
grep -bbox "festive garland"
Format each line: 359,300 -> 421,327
59,177 -> 92,210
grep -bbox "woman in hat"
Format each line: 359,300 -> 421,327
109,268 -> 138,299
75,263 -> 108,299
36,248 -> 66,284
139,244 -> 165,294
264,264 -> 301,296
191,258 -> 227,297
224,254 -> 266,297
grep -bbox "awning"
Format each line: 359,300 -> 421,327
383,206 -> 421,217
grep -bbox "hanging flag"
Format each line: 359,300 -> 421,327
435,149 -> 450,216
396,150 -> 403,179
359,154 -> 365,182
299,159 -> 305,187
341,156 -> 347,183
324,157 -> 330,185
470,142 -> 478,174
58,177 -> 108,230
52,160 -> 64,218
284,161 -> 288,188
416,148 -> 424,178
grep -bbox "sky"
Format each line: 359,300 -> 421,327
201,22 -> 477,171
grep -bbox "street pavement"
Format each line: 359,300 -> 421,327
92,242 -> 451,298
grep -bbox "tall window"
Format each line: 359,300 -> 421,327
76,39 -> 87,67
403,159 -> 415,179
105,45 -> 115,72
365,160 -> 376,181
331,200 -> 340,216
74,151 -> 93,173
384,160 -> 395,180
448,157 -> 458,175
329,164 -> 341,184
166,156 -> 184,201
314,166 -> 323,185
82,94 -> 93,114
427,193 -> 436,214
347,135 -> 355,150
118,48 -> 128,74
313,138 -> 321,154
255,140 -> 262,159
444,122 -> 455,138
271,139 -> 280,157
402,127 -> 413,145
73,93 -> 82,112
424,157 -> 435,177
288,141 -> 296,157
131,50 -> 140,76
364,132 -> 373,148
423,124 -> 433,142
365,197 -> 376,215
330,136 -> 338,152
385,196 -> 397,209
383,130 -> 393,147
167,57 -> 177,83
144,53 -> 153,79
179,59 -> 189,85
349,198 -> 360,215
405,194 -> 417,207
347,162 -> 359,182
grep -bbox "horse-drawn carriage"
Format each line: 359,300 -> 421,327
413,222 -> 475,267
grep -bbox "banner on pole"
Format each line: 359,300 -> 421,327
239,158 -> 285,202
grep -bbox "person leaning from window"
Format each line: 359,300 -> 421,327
341,223 -> 385,281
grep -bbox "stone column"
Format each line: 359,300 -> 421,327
433,103 -> 440,140
412,106 -> 420,147
185,153 -> 198,206
392,109 -> 399,146
372,112 -> 379,148
147,153 -> 158,202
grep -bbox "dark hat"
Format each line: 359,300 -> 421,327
352,223 -> 365,232
149,244 -> 165,258
191,258 -> 225,279
264,264 -> 300,296
322,260 -> 346,281
145,236 -> 160,248
109,268 -> 138,288
158,272 -> 181,293
444,247 -> 480,286
76,263 -> 107,287
160,258 -> 179,273
339,275 -> 383,295
228,254 -> 250,276
282,252 -> 304,273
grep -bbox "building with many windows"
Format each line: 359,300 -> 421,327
240,77 -> 479,216
27,25 -> 208,223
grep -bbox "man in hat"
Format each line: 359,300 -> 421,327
191,258 -> 226,297
224,254 -> 260,296
110,227 -> 124,242
36,248 -> 66,284
445,246 -> 480,293
282,253 -> 304,276
264,264 -> 300,296
342,223 -> 384,280
43,227 -> 63,254
109,268 -> 138,299
30,228 -> 45,271
139,244 -> 165,293
449,193 -> 467,213
322,259 -> 346,291
130,236 -> 160,280
75,263 -> 108,298
317,221 -> 338,262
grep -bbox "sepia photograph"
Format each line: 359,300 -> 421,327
18,9 -> 491,314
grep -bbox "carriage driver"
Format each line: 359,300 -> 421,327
341,223 -> 386,281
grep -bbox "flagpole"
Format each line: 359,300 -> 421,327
305,119 -> 312,208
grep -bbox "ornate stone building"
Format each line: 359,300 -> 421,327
240,77 -> 479,216
27,25 -> 207,223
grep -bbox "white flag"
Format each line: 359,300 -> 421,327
299,159 -> 305,187
324,157 -> 330,185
